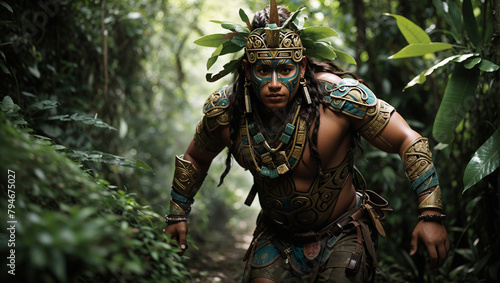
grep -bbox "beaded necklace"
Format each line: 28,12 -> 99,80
243,101 -> 306,179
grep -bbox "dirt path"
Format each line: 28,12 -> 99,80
184,229 -> 253,282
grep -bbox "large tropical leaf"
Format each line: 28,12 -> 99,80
385,13 -> 430,44
432,64 -> 479,143
462,0 -> 480,47
463,131 -> 500,192
389,42 -> 453,59
404,53 -> 477,90
432,0 -> 460,42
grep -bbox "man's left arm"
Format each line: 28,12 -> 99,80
356,106 -> 450,269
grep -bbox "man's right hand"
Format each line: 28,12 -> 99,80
164,222 -> 188,254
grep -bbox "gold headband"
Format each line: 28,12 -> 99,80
245,29 -> 303,63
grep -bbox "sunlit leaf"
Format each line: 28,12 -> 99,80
404,53 -> 477,90
389,43 -> 453,59
463,131 -> 499,192
385,13 -> 430,44
432,64 -> 479,143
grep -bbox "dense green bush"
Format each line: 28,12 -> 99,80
0,103 -> 189,282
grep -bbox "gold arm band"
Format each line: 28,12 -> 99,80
403,137 -> 433,183
418,186 -> 443,211
172,155 -> 206,198
359,100 -> 395,139
169,199 -> 188,216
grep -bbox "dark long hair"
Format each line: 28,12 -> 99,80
217,6 -> 361,186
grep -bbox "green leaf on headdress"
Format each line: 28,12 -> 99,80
206,41 -> 244,70
306,41 -> 337,61
282,6 -> 306,29
291,13 -> 307,30
206,58 -> 242,82
207,44 -> 223,70
239,8 -> 249,23
302,26 -> 339,41
219,41 -> 244,56
332,48 -> 357,65
194,34 -> 230,47
231,33 -> 248,47
221,22 -> 250,33
239,8 -> 252,30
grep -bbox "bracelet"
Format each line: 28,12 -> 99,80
417,213 -> 446,222
165,214 -> 188,224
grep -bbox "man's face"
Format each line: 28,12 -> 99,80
248,58 -> 304,110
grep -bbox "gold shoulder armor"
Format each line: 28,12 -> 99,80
202,85 -> 231,131
193,85 -> 232,152
321,78 -> 377,119
320,78 -> 395,138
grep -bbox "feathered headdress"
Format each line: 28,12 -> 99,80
194,0 -> 356,82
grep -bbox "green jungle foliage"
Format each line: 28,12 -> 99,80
1,0 -> 499,282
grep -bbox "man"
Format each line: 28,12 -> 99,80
164,1 -> 449,282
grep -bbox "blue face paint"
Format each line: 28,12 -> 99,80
250,58 -> 301,98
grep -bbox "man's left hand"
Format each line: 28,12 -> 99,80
410,219 -> 450,269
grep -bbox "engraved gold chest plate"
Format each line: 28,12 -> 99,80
239,116 -> 354,231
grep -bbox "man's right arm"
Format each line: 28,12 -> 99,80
163,138 -> 222,252
164,85 -> 231,252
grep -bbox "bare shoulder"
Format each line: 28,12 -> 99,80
315,72 -> 343,84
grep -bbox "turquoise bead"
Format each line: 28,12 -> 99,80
253,133 -> 265,144
284,123 -> 295,135
248,123 -> 257,135
269,169 -> 279,179
279,133 -> 291,144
